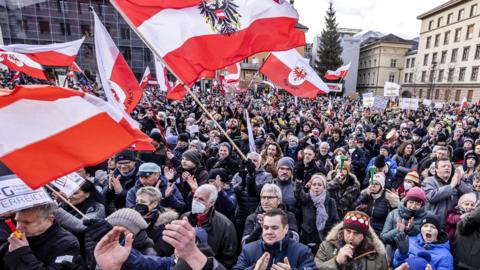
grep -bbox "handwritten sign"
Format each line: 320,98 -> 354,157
51,173 -> 85,197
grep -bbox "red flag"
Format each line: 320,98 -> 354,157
166,83 -> 188,100
259,49 -> 329,98
140,66 -> 153,89
224,62 -> 241,83
93,11 -> 143,113
0,85 -> 150,189
324,63 -> 351,81
70,62 -> 83,73
0,52 -> 48,80
111,0 -> 305,85
0,38 -> 84,67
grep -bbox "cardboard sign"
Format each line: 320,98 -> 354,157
325,83 -> 343,93
363,97 -> 375,108
400,98 -> 419,111
51,173 -> 86,197
384,82 -> 400,97
0,175 -> 52,215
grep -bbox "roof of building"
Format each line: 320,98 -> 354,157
361,33 -> 413,47
417,0 -> 466,19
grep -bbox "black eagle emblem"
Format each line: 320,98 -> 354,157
199,0 -> 241,35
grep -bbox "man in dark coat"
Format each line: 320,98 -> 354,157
0,203 -> 83,270
455,202 -> 480,270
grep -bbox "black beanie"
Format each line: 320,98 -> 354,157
150,132 -> 163,143
421,214 -> 441,231
208,168 -> 229,182
182,150 -> 202,166
115,149 -> 136,162
452,148 -> 465,163
374,155 -> 386,168
178,133 -> 190,143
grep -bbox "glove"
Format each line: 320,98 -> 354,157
83,219 -> 113,252
395,232 -> 409,255
238,169 -> 248,183
246,160 -> 256,175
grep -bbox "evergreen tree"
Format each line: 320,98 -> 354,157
315,1 -> 343,77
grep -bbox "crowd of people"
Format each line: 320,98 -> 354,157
1,82 -> 480,270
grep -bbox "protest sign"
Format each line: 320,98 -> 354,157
363,97 -> 375,108
373,96 -> 389,111
400,98 -> 419,110
434,102 -> 444,109
362,92 -> 374,98
423,99 -> 432,106
325,83 -> 343,93
51,172 -> 85,197
383,82 -> 400,97
0,175 -> 52,215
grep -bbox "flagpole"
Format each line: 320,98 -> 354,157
45,184 -> 88,219
107,1 -> 247,161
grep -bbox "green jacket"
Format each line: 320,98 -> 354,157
315,223 -> 388,270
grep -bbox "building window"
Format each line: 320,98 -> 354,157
467,90 -> 473,102
19,19 -> 28,31
419,89 -> 423,98
447,13 -> 453,24
388,74 -> 395,82
120,47 -> 131,61
120,28 -> 130,40
426,36 -> 431,48
429,70 -> 435,82
454,28 -> 461,42
432,52 -> 438,64
424,54 -> 429,66
448,68 -> 454,82
437,17 -> 443,27
38,21 -> 50,34
411,58 -> 415,68
458,9 -> 465,21
374,59 -> 377,66
440,51 -> 447,64
428,20 -> 434,30
409,73 -> 413,83
143,50 -> 151,62
421,71 -> 427,82
434,34 -> 440,47
462,46 -> 470,61
459,67 -> 466,81
60,23 -> 71,36
445,90 -> 451,101
406,59 -> 410,68
451,48 -> 458,62
471,66 -> 479,81
470,4 -> 477,17
404,73 -> 408,83
444,31 -> 450,45
435,89 -> 440,100
81,24 -> 91,37
455,89 -> 461,101
36,3 -> 41,10
466,24 -> 474,40
438,69 -> 444,82
57,0 -> 67,12
475,45 -> 480,59
390,59 -> 397,68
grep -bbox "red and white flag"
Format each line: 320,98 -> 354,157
154,56 -> 172,92
111,0 -> 305,85
0,37 -> 84,67
93,11 -> 143,113
140,66 -> 153,89
224,62 -> 241,83
0,85 -> 150,189
0,52 -> 48,80
324,63 -> 351,81
259,49 -> 329,99
70,62 -> 83,73
166,83 -> 188,100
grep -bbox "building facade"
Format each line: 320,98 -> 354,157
357,34 -> 414,95
401,0 -> 480,102
339,28 -> 362,95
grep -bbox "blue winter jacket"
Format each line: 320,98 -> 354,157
393,233 -> 454,270
123,249 -> 175,270
233,237 -> 317,270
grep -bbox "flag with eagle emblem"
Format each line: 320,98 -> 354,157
110,0 -> 305,86
259,49 -> 329,98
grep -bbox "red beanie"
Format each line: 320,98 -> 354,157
343,211 -> 370,235
405,187 -> 427,204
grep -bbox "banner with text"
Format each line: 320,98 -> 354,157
0,175 -> 52,215
384,82 -> 400,97
373,96 -> 389,111
363,97 -> 375,108
325,83 -> 343,93
400,98 -> 419,110
51,172 -> 86,197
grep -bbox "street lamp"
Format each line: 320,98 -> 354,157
428,61 -> 437,99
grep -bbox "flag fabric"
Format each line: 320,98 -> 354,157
93,11 -> 143,113
225,62 -> 241,83
140,66 -> 153,89
0,52 -> 48,80
324,63 -> 351,81
111,0 -> 305,85
259,49 -> 329,98
327,99 -> 334,118
0,37 -> 84,67
166,83 -> 188,100
70,62 -> 83,73
245,110 -> 256,153
9,72 -> 22,84
263,80 -> 276,91
0,85 -> 150,189
154,56 -> 171,92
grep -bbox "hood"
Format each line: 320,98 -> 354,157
155,207 -> 179,226
325,222 -> 386,255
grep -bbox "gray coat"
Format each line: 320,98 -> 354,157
422,175 -> 472,226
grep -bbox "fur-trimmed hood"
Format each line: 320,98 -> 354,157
325,222 -> 386,256
154,208 -> 179,226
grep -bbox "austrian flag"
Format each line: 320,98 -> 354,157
111,0 -> 305,85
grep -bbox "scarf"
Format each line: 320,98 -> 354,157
310,190 -> 328,233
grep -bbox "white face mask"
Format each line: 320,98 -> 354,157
404,182 -> 413,191
191,199 -> 207,214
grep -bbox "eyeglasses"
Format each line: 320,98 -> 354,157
117,161 -> 133,166
260,196 -> 277,200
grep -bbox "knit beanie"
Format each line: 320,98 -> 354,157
421,214 -> 441,231
208,168 -> 229,183
404,169 -> 420,185
115,149 -> 136,162
182,149 -> 203,166
452,147 -> 465,164
458,192 -> 477,207
106,208 -> 148,235
405,251 -> 431,270
405,187 -> 427,204
372,173 -> 385,189
178,133 -> 190,143
464,150 -> 478,162
342,211 -> 370,235
276,157 -> 295,171
374,155 -> 386,168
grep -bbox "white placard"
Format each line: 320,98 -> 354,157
189,124 -> 199,134
325,83 -> 343,93
362,92 -> 374,98
363,97 -> 375,108
434,102 -> 444,109
0,175 -> 52,215
400,98 -> 419,110
383,82 -> 400,97
423,99 -> 432,106
51,173 -> 86,197
373,96 -> 389,111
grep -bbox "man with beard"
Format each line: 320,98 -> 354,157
294,145 -> 325,184
328,128 -> 347,152
272,157 -> 298,217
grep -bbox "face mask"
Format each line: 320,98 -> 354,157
403,182 -> 413,191
191,199 -> 206,214
134,203 -> 149,216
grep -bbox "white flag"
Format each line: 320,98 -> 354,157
245,111 -> 256,153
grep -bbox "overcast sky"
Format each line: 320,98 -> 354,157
295,0 -> 448,42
